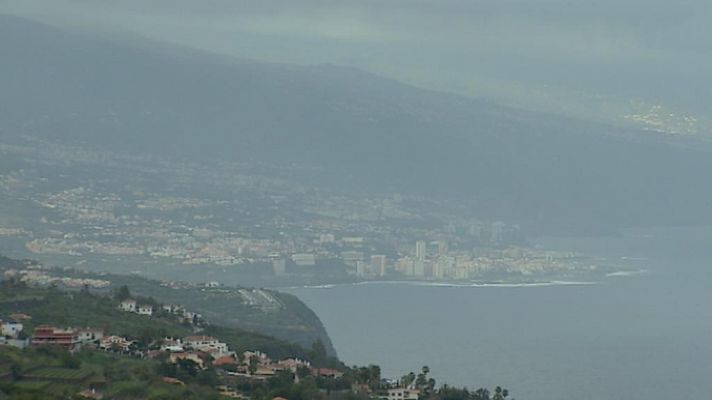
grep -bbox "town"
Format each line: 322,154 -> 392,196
0,136 -> 621,287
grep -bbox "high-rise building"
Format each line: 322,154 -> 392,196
370,255 -> 387,277
356,261 -> 369,277
414,260 -> 426,277
396,257 -> 414,275
437,240 -> 448,257
416,241 -> 427,261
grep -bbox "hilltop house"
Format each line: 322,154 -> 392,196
137,304 -> 153,316
119,299 -> 137,312
162,304 -> 185,314
118,299 -> 154,316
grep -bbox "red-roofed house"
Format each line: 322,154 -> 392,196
31,325 -> 80,350
213,355 -> 237,367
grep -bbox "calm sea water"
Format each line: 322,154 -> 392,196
284,227 -> 712,400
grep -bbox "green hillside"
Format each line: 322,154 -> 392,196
0,262 -> 336,357
0,283 -> 321,362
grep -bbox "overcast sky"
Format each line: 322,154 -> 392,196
2,0 -> 710,132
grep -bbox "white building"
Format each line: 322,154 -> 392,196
0,320 -> 23,338
380,388 -> 420,400
119,299 -> 137,312
162,304 -> 185,314
137,305 -> 154,316
77,328 -> 104,343
160,338 -> 185,352
415,241 -> 427,261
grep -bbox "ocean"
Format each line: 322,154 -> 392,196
284,226 -> 712,400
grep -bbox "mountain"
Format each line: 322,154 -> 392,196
1,15 -> 712,233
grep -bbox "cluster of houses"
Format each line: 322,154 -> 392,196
1,312 -> 340,382
3,268 -> 111,289
0,319 -> 119,353
2,316 -> 427,400
118,298 -> 202,325
149,334 -> 344,382
118,299 -> 155,316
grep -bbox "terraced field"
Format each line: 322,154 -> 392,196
24,367 -> 94,381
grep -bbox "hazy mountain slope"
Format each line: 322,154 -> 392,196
1,15 -> 711,233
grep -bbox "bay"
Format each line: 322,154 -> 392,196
285,227 -> 712,400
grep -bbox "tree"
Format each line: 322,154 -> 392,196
472,388 -> 491,400
197,368 -> 219,386
436,386 -> 471,400
248,355 -> 260,375
114,285 -> 131,301
296,365 -> 312,380
401,371 -> 416,388
492,386 -> 509,400
176,358 -> 199,377
309,339 -> 328,365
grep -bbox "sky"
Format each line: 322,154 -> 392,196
2,0 -> 710,133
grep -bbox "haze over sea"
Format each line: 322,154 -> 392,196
286,227 -> 712,400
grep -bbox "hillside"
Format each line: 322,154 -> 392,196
0,283 -> 339,400
0,283 -> 513,400
0,284 -> 315,362
90,273 -> 338,357
2,15 -> 712,233
0,256 -> 337,357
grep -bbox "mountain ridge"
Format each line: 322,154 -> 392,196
2,14 -> 712,233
